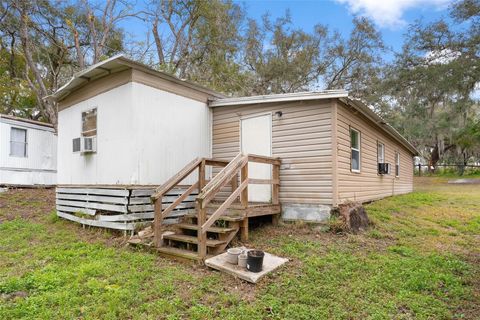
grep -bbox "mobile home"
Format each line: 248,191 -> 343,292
0,114 -> 56,186
51,55 -> 417,260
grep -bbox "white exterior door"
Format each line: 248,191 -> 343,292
241,114 -> 272,202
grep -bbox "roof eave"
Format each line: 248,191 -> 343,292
48,54 -> 226,102
209,90 -> 349,107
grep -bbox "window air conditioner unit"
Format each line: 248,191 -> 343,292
81,136 -> 96,153
378,163 -> 390,175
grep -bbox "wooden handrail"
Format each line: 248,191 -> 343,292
161,182 -> 198,219
151,157 -> 202,200
153,156 -> 240,247
247,154 -> 281,165
152,152 -> 281,259
249,178 -> 280,185
204,159 -> 230,167
201,178 -> 249,233
196,153 -> 248,208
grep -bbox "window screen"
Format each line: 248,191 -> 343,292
350,128 -> 360,172
395,152 -> 400,176
82,108 -> 97,137
10,127 -> 27,157
377,142 -> 385,164
72,137 -> 81,152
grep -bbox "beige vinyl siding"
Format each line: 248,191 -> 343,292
335,100 -> 414,203
212,100 -> 334,205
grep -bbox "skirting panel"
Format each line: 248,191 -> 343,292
56,186 -> 197,232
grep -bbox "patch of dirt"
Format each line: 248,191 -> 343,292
0,188 -> 56,223
0,188 -> 128,247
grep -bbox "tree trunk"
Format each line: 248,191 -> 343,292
73,29 -> 85,69
19,4 -> 57,129
152,18 -> 165,65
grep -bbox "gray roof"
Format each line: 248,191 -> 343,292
50,54 -> 225,102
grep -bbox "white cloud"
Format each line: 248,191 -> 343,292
425,49 -> 461,64
335,0 -> 451,29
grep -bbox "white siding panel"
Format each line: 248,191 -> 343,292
57,82 -> 211,185
0,121 -> 57,185
132,82 -> 211,184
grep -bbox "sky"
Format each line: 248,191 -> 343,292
120,0 -> 455,63
234,0 -> 453,61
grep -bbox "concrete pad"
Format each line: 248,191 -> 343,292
205,247 -> 288,283
282,203 -> 331,223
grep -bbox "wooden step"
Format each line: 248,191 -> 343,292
163,234 -> 226,247
175,223 -> 237,233
207,201 -> 272,209
157,246 -> 200,261
185,212 -> 244,222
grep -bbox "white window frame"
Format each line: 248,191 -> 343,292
10,127 -> 28,158
81,107 -> 97,137
395,152 -> 400,177
377,142 -> 385,164
350,128 -> 361,173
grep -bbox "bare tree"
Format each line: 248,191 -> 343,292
82,0 -> 140,64
15,0 -> 58,126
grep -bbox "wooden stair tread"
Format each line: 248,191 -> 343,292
185,212 -> 244,221
175,223 -> 236,233
163,234 -> 226,246
156,246 -> 199,261
207,202 -> 273,209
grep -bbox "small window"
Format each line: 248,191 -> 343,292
377,142 -> 385,164
82,108 -> 97,137
395,152 -> 400,177
10,127 -> 27,157
73,138 -> 81,153
350,128 -> 361,172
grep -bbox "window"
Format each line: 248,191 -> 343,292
395,152 -> 400,177
72,138 -> 81,153
10,127 -> 27,157
377,142 -> 385,164
350,128 -> 361,172
82,108 -> 97,137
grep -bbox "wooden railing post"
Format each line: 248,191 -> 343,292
198,204 -> 207,260
240,162 -> 248,208
197,159 -> 207,260
240,162 -> 249,241
272,163 -> 280,205
198,159 -> 206,190
153,196 -> 163,246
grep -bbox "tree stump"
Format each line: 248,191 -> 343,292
336,201 -> 370,233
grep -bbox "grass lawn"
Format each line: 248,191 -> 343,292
1,178 -> 479,319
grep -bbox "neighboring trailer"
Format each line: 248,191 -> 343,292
0,114 -> 56,186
